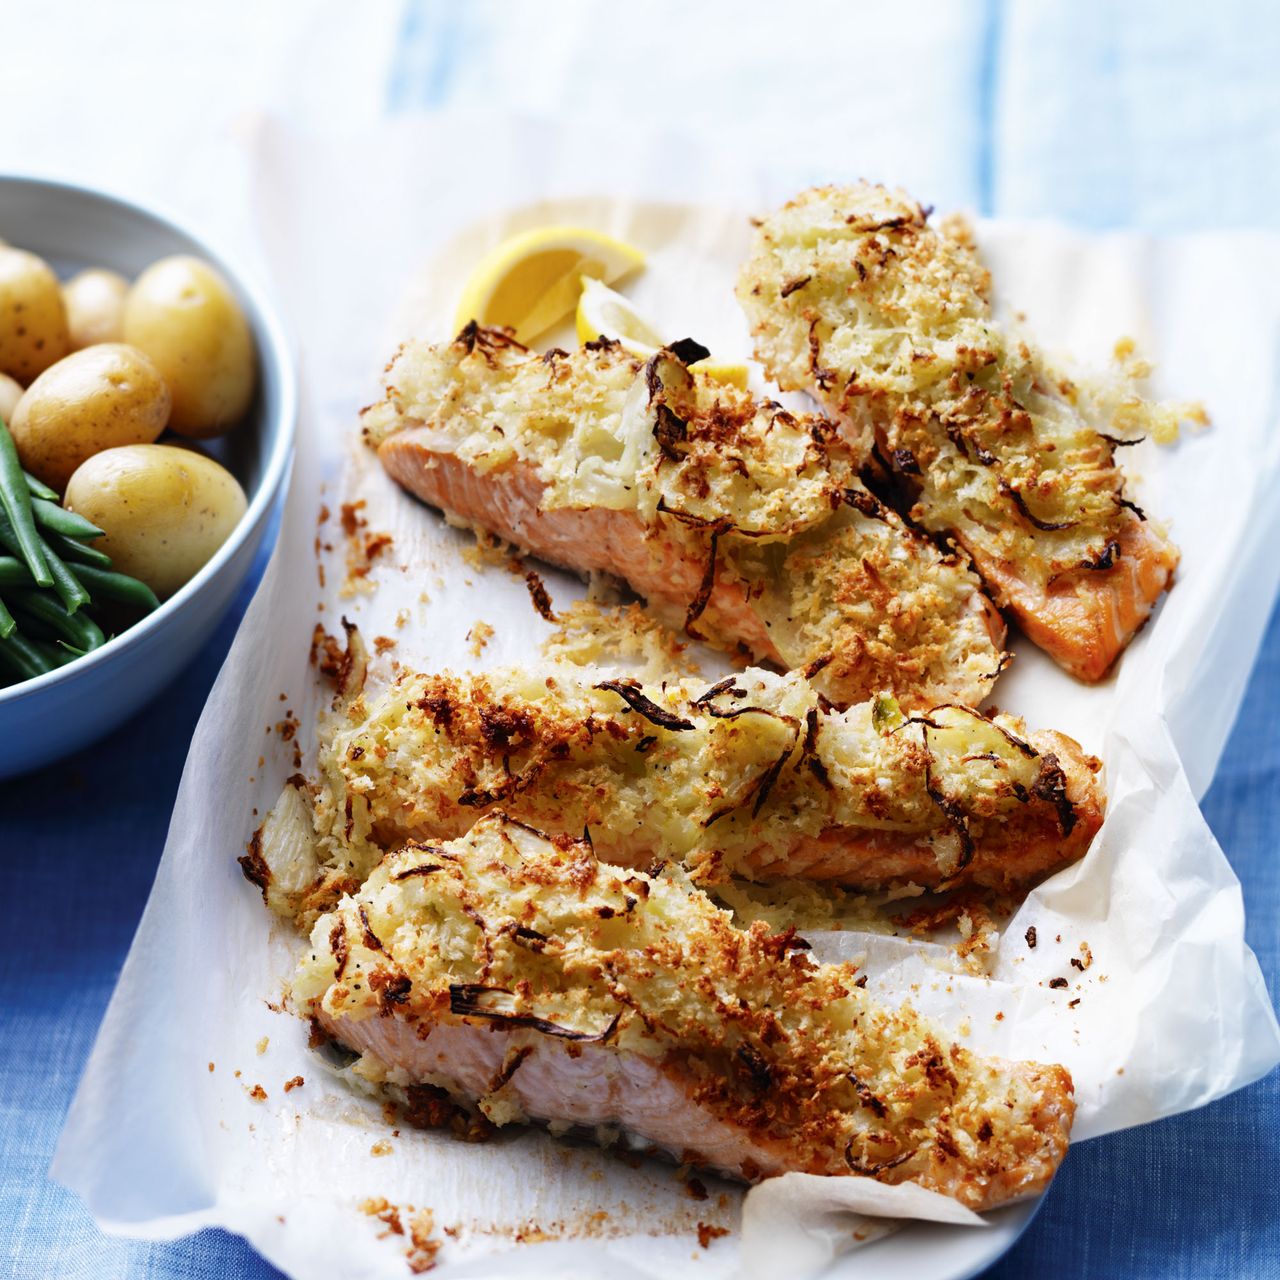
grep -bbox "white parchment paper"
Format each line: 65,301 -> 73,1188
53,115 -> 1280,1280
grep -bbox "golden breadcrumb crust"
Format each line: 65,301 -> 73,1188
251,664 -> 1103,924
736,183 -> 1186,588
295,814 -> 1075,1208
364,327 -> 844,535
362,326 -> 1005,708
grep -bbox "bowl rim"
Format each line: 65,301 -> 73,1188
0,173 -> 296,708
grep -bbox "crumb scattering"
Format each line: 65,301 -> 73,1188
340,500 -> 366,538
283,1075 -> 304,1093
697,1222 -> 729,1249
541,599 -> 699,682
255,1036 -> 269,1056
459,528 -> 517,573
362,1201 -> 443,1273
338,499 -> 394,594
407,1209 -> 442,1273
466,621 -> 495,657
524,570 -> 557,622
370,1139 -> 394,1157
361,1196 -> 406,1239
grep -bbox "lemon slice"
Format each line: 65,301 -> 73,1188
454,227 -> 645,344
575,277 -> 665,356
689,358 -> 750,390
576,279 -> 750,388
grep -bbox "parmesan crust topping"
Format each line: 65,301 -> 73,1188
363,328 -> 841,534
362,326 -> 1006,708
296,814 -> 1075,1208
737,184 -> 1189,588
252,663 -> 1103,925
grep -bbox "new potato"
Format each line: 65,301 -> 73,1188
123,256 -> 256,438
0,246 -> 70,383
10,343 -> 171,490
65,444 -> 247,598
64,268 -> 128,349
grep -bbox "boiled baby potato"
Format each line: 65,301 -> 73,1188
0,372 -> 22,423
123,256 -> 256,438
64,268 -> 129,349
0,246 -> 70,383
10,343 -> 170,491
65,443 -> 247,598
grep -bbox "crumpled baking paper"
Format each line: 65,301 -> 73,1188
53,114 -> 1280,1280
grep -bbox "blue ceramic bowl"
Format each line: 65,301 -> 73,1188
0,177 -> 295,778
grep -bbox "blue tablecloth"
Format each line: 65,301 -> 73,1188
4,2 -> 1279,1276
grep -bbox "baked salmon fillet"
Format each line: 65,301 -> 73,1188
294,813 -> 1075,1208
248,663 -> 1103,924
362,325 -> 1005,709
737,183 -> 1186,682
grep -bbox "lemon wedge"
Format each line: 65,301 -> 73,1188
575,278 -> 750,388
689,358 -> 750,390
454,227 -> 645,344
575,277 -> 665,355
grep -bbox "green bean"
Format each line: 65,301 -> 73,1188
0,629 -> 53,680
0,556 -> 33,588
31,497 -> 104,541
23,471 -> 60,502
44,529 -> 113,569
0,421 -> 51,587
70,562 -> 160,613
0,595 -> 14,640
0,510 -> 29,564
0,494 -> 60,570
0,480 -> 105,599
8,590 -> 105,651
4,607 -> 58,642
41,539 -> 91,614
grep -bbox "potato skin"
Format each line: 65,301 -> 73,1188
64,268 -> 129,350
10,344 -> 171,491
0,372 -> 22,423
64,443 -> 247,598
123,256 -> 256,438
0,246 -> 70,383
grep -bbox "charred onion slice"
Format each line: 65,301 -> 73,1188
593,678 -> 695,731
448,984 -> 621,1042
998,480 -> 1078,532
